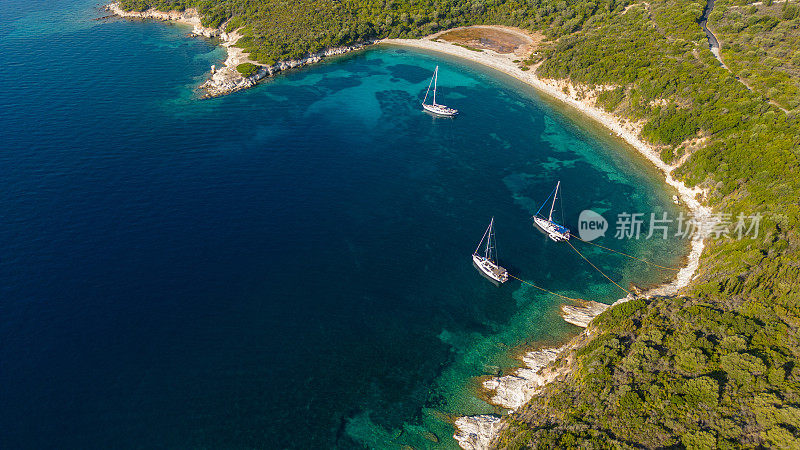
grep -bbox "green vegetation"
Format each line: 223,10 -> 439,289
117,0 -> 637,64
500,296 -> 800,448
596,87 -> 626,112
235,62 -> 258,77
118,0 -> 507,64
118,0 -> 800,447
711,0 -> 800,111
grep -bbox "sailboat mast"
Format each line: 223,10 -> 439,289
433,66 -> 438,105
485,218 -> 495,262
548,181 -> 560,222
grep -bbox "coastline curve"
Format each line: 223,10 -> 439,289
100,11 -> 713,447
372,37 -> 714,449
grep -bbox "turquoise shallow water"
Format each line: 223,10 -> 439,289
0,2 -> 687,448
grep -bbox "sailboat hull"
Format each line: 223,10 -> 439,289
422,103 -> 458,117
534,216 -> 571,242
472,254 -> 509,285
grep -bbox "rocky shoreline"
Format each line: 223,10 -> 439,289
453,415 -> 503,450
199,41 -> 371,98
106,3 -> 370,98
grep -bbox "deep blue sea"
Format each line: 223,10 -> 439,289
0,1 -> 688,448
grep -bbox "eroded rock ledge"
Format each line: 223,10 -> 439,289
453,415 -> 503,450
561,299 -> 612,328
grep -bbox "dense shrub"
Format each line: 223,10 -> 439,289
235,62 -> 258,77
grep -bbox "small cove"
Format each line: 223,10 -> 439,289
0,3 -> 690,447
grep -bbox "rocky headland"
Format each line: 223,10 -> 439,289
106,3 -> 369,98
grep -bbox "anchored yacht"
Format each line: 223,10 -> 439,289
422,65 -> 458,117
533,181 -> 571,242
472,217 -> 509,285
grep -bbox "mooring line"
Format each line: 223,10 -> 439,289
566,240 -> 631,296
573,236 -> 681,271
507,273 -> 582,302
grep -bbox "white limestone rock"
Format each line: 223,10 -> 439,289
453,415 -> 502,450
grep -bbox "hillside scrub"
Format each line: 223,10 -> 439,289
235,62 -> 258,77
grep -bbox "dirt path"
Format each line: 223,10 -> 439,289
699,0 -> 789,112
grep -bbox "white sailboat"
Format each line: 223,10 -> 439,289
533,181 -> 571,242
472,218 -> 509,285
422,66 -> 458,117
